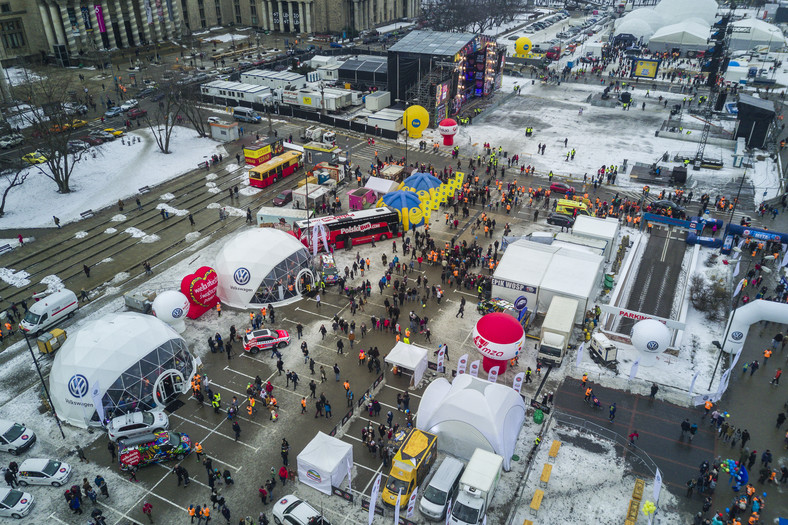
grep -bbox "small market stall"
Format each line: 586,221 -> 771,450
348,187 -> 377,210
297,431 -> 353,495
243,137 -> 284,166
385,341 -> 429,386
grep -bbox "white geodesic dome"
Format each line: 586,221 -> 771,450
615,8 -> 665,33
49,313 -> 195,428
215,228 -> 313,309
615,18 -> 656,41
654,0 -> 718,26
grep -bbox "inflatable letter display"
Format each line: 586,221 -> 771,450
404,105 -> 429,139
180,266 -> 219,319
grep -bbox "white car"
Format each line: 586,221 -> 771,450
107,410 -> 169,442
273,495 -> 331,525
120,99 -> 139,111
0,489 -> 34,519
0,134 -> 23,149
17,459 -> 72,487
0,421 -> 36,455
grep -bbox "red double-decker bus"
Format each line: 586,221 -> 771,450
292,207 -> 401,251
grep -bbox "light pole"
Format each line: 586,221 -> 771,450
23,334 -> 66,439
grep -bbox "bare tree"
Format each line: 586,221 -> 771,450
0,164 -> 30,217
142,78 -> 181,154
422,0 -> 530,34
175,85 -> 210,138
14,68 -> 92,193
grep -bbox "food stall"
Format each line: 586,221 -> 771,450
348,187 -> 377,210
243,137 -> 284,166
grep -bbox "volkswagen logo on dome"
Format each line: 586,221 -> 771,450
68,374 -> 89,398
646,341 -> 660,351
731,331 -> 744,341
172,308 -> 183,319
233,267 -> 251,286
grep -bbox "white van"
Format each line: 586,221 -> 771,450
19,289 -> 78,335
419,457 -> 465,520
233,107 -> 262,123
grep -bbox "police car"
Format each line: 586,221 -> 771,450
243,329 -> 291,354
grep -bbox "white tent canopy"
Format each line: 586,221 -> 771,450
539,248 -> 604,322
614,18 -> 655,41
364,176 -> 399,194
652,0 -> 717,26
729,18 -> 787,51
49,313 -> 194,428
385,342 -> 429,385
297,432 -> 353,495
416,375 -> 525,471
648,21 -> 710,47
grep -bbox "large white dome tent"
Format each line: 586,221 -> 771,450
614,8 -> 665,33
648,21 -> 711,53
49,312 -> 195,428
728,18 -> 787,51
614,18 -> 656,42
214,228 -> 314,309
653,0 -> 718,26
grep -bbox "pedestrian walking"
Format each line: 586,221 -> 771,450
142,502 -> 153,523
107,441 -> 116,462
83,265 -> 91,278
333,363 -> 340,381
628,430 -> 639,446
770,368 -> 782,385
608,403 -> 617,422
649,383 -> 658,399
76,445 -> 89,463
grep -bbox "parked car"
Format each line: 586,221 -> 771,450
273,495 -> 331,525
89,130 -> 116,141
118,431 -> 192,470
105,107 -> 124,118
107,410 -> 169,442
507,35 -> 520,41
650,199 -> 684,213
0,420 -> 36,455
63,103 -> 88,115
17,459 -> 72,487
79,135 -> 104,146
151,92 -> 165,102
243,329 -> 291,354
549,182 -> 575,195
120,99 -> 139,111
66,140 -> 89,153
21,151 -> 47,164
0,489 -> 34,519
128,108 -> 147,119
103,128 -> 124,137
138,87 -> 156,98
547,212 -> 575,228
0,134 -> 23,149
273,190 -> 293,207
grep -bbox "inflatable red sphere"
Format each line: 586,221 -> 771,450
438,118 -> 458,146
472,312 -> 525,373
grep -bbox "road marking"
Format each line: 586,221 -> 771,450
169,412 -> 260,452
295,307 -> 333,319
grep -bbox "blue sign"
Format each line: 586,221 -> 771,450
412,119 -> 422,128
233,267 -> 251,286
172,308 -> 183,319
68,374 -> 89,398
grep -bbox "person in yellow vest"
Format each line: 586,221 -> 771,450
248,398 -> 256,417
194,442 -> 203,461
403,336 -> 410,344
249,312 -> 254,326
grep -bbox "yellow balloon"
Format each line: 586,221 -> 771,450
408,206 -> 423,226
515,37 -> 532,57
404,105 -> 430,139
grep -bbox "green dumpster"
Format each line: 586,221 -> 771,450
533,409 -> 544,424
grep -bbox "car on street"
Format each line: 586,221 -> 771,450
138,87 -> 157,98
650,199 -> 684,213
107,410 -> 169,442
66,140 -> 90,153
21,151 -> 47,164
17,459 -> 72,487
507,35 -> 520,41
151,92 -> 165,102
128,108 -> 147,119
273,189 -> 293,206
0,420 -> 36,455
549,182 -> 575,195
103,128 -> 124,137
120,99 -> 139,111
546,212 -> 575,228
79,135 -> 104,146
69,119 -> 88,129
105,107 -> 124,118
0,134 -> 24,149
89,130 -> 116,141
0,489 -> 34,519
243,329 -> 291,354
273,495 -> 331,525
118,431 -> 192,470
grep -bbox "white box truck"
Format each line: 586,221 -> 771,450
448,449 -> 503,525
537,296 -> 577,366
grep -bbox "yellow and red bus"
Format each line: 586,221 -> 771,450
248,151 -> 303,188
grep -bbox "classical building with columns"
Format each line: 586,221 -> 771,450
0,0 -> 184,65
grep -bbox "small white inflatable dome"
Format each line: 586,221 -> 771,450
49,313 -> 195,428
615,18 -> 656,40
215,228 -> 313,309
616,8 -> 665,33
654,0 -> 718,25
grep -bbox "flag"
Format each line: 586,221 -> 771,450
512,372 -> 525,393
406,487 -> 418,518
487,366 -> 500,383
368,473 -> 382,525
393,488 -> 402,524
445,498 -> 453,525
469,360 -> 480,377
347,458 -> 353,489
457,354 -> 468,374
733,278 -> 744,297
628,359 -> 639,381
653,468 -> 662,503
90,379 -> 104,423
575,342 -> 584,367
482,515 -> 487,525
688,370 -> 700,399
781,244 -> 788,267
437,347 -> 445,373
732,259 -> 741,277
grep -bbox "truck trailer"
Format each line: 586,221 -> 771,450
538,296 -> 577,366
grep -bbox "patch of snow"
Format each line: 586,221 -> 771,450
155,202 -> 189,216
112,214 -> 127,222
111,272 -> 130,284
239,186 -> 261,196
3,66 -> 45,86
99,257 -> 114,264
124,227 -> 160,243
104,227 -> 117,234
160,192 -> 175,200
74,231 -> 88,239
185,231 -> 201,242
39,275 -> 64,294
224,163 -> 240,172
204,32 -> 249,43
206,203 -> 245,216
206,173 -> 218,181
0,267 -> 30,287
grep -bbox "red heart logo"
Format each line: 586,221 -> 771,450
180,266 -> 219,319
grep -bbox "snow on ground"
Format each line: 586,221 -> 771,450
40,274 -> 64,294
75,231 -> 88,239
123,227 -> 160,243
3,66 -> 45,86
160,192 -> 175,200
0,126 -> 224,229
155,202 -> 189,216
104,227 -> 117,234
0,266 -> 30,287
203,32 -> 249,43
111,214 -> 126,222
483,13 -> 534,37
374,21 -> 416,34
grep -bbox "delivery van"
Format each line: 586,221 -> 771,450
233,107 -> 262,123
381,429 -> 438,508
19,289 -> 78,335
419,457 -> 465,520
555,199 -> 590,217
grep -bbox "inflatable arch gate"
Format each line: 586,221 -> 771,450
721,299 -> 788,353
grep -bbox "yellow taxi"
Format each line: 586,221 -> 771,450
70,119 -> 88,129
22,151 -> 47,164
103,128 -> 124,137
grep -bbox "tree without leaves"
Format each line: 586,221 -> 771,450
175,84 -> 210,138
421,0 -> 530,33
142,75 -> 182,154
0,164 -> 30,217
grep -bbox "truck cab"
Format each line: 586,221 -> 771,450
537,296 -> 578,366
381,429 -> 437,508
448,449 -> 503,525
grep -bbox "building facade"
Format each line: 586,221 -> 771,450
0,0 -> 184,65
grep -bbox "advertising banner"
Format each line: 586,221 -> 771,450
94,5 -> 106,33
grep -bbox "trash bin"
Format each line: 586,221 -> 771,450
533,409 -> 544,424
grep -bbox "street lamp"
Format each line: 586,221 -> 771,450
22,334 -> 66,439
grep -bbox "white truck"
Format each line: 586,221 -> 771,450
537,296 -> 577,367
301,126 -> 336,144
448,449 -> 503,525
